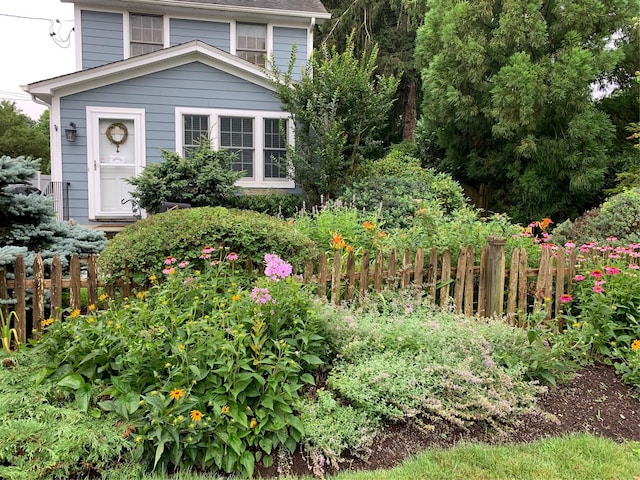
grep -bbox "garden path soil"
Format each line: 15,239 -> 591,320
255,364 -> 640,478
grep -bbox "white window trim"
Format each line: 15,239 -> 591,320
231,21 -> 273,69
175,107 -> 294,188
123,13 -> 169,59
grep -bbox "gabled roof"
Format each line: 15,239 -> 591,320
62,0 -> 330,21
23,40 -> 280,105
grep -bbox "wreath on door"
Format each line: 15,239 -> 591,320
105,122 -> 129,152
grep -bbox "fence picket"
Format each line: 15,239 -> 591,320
414,248 -> 424,290
401,250 -> 411,289
70,256 -> 81,311
331,251 -> 341,306
374,251 -> 383,292
317,253 -> 328,298
51,255 -> 62,320
427,247 -> 438,303
554,247 -> 566,324
359,250 -> 369,298
453,248 -> 467,315
477,245 -> 488,317
464,246 -> 475,317
87,256 -> 98,307
14,255 -> 26,343
506,248 -> 520,324
387,249 -> 397,289
439,250 -> 451,309
345,251 -> 356,302
32,254 -> 45,335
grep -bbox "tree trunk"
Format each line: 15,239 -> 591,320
402,76 -> 417,140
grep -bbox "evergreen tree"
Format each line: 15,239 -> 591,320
415,0 -> 635,222
0,156 -> 105,269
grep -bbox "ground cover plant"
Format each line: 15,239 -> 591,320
36,250 -> 326,477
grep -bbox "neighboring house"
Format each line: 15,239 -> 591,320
23,0 -> 329,227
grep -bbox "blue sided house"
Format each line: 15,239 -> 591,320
23,0 -> 329,228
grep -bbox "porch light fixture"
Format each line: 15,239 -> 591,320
64,122 -> 77,142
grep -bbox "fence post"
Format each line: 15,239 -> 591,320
485,236 -> 506,317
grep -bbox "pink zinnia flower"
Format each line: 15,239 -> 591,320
164,256 -> 177,265
590,269 -> 603,279
604,266 -> 620,275
564,241 -> 576,249
629,264 -> 639,270
608,253 -> 621,259
226,252 -> 239,261
579,245 -> 591,253
574,274 -> 586,282
559,294 -> 573,303
592,285 -> 605,293
178,261 -> 190,268
162,267 -> 176,275
606,236 -> 617,242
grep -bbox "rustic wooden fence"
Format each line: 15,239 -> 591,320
1,237 -> 580,343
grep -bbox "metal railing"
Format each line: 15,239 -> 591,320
44,181 -> 70,221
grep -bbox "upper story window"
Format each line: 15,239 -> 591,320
236,23 -> 267,67
130,14 -> 163,57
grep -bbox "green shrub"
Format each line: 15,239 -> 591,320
37,253 -> 326,477
227,192 -> 303,218
339,150 -> 467,229
97,207 -> 317,283
127,144 -> 242,214
551,188 -> 640,246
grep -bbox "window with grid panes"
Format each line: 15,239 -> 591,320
236,23 -> 267,67
183,115 -> 209,157
220,117 -> 254,177
130,14 -> 163,57
263,118 -> 288,178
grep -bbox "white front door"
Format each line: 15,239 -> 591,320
87,107 -> 146,220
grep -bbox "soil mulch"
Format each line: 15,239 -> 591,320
256,363 -> 640,478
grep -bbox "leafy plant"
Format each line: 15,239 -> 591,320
558,239 -> 640,388
37,251 -> 327,477
0,310 -> 19,352
97,206 -> 317,283
127,143 -> 242,214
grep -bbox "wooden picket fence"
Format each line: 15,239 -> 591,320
1,237 -> 580,344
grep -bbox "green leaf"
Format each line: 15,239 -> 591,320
259,437 -> 272,455
527,329 -> 538,344
239,450 -> 255,477
301,354 -> 323,365
539,370 -> 557,388
300,373 -> 315,385
153,441 -> 165,470
57,373 -> 84,390
110,375 -> 131,394
123,391 -> 140,414
227,432 -> 243,456
262,454 -> 273,468
76,383 -> 91,412
285,436 -> 297,453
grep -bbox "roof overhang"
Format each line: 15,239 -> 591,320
23,40 -> 281,106
62,0 -> 331,24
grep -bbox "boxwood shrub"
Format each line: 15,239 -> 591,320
97,206 -> 318,283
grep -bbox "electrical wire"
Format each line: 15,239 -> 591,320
0,12 -> 74,48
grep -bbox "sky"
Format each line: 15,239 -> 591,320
0,1 -> 75,119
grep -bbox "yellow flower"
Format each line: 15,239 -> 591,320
177,344 -> 185,351
68,309 -> 81,318
249,418 -> 257,429
87,317 -> 95,324
190,410 -> 203,422
573,322 -> 581,328
149,274 -> 157,282
169,388 -> 185,401
42,318 -> 54,327
221,405 -> 230,414
631,339 -> 640,351
87,304 -> 96,312
136,291 -> 147,300
232,294 -> 241,301
99,293 -> 109,301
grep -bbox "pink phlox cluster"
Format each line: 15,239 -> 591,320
264,254 -> 292,281
250,287 -> 273,304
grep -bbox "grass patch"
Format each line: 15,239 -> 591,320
326,434 -> 640,480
